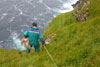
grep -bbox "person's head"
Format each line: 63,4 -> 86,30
32,22 -> 37,27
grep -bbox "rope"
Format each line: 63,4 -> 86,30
44,46 -> 58,67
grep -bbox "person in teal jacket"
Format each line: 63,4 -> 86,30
24,22 -> 45,53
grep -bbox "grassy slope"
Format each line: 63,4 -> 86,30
0,0 -> 100,67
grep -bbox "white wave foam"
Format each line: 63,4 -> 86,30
53,15 -> 57,18
34,17 -> 38,20
39,13 -> 43,16
2,13 -> 7,16
21,29 -> 24,32
52,6 -> 73,13
20,24 -> 30,27
11,31 -> 26,50
52,0 -> 79,13
0,13 -> 7,20
9,17 -> 15,23
0,40 -> 3,44
13,36 -> 26,51
14,5 -> 23,15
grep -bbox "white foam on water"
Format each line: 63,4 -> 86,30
0,41 -> 3,44
11,31 -> 26,51
39,13 -> 43,16
2,13 -> 7,16
52,0 -> 79,13
34,17 -> 38,20
13,37 -> 26,51
9,17 -> 15,23
21,29 -> 24,32
14,5 -> 24,15
52,7 -> 73,13
20,24 -> 30,27
53,15 -> 57,18
0,13 -> 7,20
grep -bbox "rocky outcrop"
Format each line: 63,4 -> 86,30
72,0 -> 90,22
45,33 -> 56,45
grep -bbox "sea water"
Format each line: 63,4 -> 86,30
0,0 -> 78,50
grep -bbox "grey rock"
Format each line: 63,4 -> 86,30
73,0 -> 90,22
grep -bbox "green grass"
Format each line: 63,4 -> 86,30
0,0 -> 100,67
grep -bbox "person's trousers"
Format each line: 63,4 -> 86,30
26,45 -> 40,53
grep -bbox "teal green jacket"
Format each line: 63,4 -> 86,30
24,27 -> 45,46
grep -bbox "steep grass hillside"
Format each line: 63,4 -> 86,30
0,0 -> 100,67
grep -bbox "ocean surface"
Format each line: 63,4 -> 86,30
0,0 -> 78,50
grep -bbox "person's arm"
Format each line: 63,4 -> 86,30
39,34 -> 45,45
